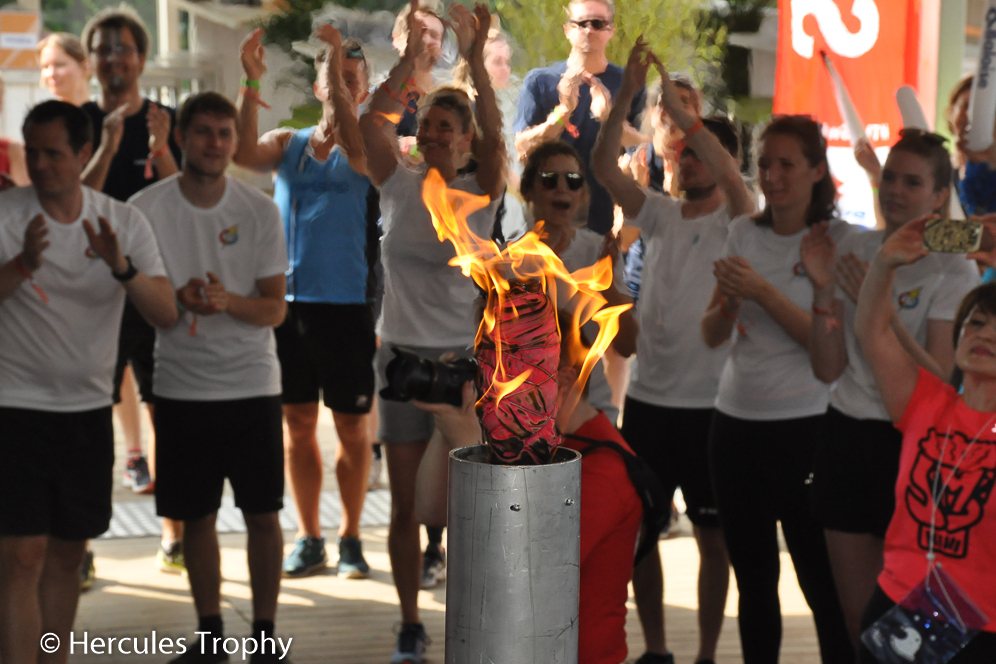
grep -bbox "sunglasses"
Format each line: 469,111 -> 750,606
568,18 -> 613,31
344,45 -> 365,60
540,171 -> 585,191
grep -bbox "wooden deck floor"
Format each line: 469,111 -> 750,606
78,522 -> 822,664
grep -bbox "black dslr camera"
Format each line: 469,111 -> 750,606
379,347 -> 478,407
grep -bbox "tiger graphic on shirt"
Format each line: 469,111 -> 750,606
905,428 -> 996,559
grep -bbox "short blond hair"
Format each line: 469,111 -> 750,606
392,0 -> 445,40
567,0 -> 615,20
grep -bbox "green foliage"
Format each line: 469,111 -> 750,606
492,0 -> 726,88
706,0 -> 774,109
41,0 -> 158,47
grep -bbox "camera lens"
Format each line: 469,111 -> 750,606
380,347 -> 478,406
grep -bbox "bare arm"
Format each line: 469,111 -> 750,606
209,272 -> 287,328
854,220 -> 928,423
801,222 -> 848,382
702,285 -> 739,348
0,215 -> 48,303
126,274 -> 179,329
715,255 -> 811,347
233,28 -> 291,172
888,317 -> 950,380
147,103 -> 179,179
514,66 -> 583,162
591,39 -> 649,220
462,4 -> 505,199
317,24 -> 368,177
81,104 -> 127,190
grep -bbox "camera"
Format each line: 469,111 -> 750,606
379,347 -> 478,407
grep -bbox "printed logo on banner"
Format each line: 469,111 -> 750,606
790,0 -> 880,58
905,428 -> 996,559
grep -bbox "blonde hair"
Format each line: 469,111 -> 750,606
392,0 -> 445,39
451,28 -> 508,94
38,33 -> 87,64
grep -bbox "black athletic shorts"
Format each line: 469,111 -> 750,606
621,397 -> 720,528
813,406 -> 901,537
154,396 -> 284,521
113,301 -> 155,403
0,406 -> 114,540
275,301 -> 376,414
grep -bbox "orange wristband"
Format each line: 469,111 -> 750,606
14,254 -> 48,303
684,119 -> 704,138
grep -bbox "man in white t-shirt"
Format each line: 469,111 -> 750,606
591,42 -> 754,664
0,100 -> 176,664
128,92 -> 289,664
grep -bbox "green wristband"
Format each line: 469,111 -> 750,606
242,78 -> 261,90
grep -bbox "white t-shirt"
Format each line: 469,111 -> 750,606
715,215 -> 857,420
377,165 -> 500,347
129,175 -> 288,401
830,229 -> 980,421
0,186 -> 166,411
558,227 -> 630,425
626,191 -> 732,408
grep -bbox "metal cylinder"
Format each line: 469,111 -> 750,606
445,445 -> 581,664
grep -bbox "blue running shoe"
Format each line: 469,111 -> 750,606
282,536 -> 327,578
337,537 -> 370,579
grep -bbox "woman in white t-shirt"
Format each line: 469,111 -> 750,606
701,115 -> 854,663
799,130 -> 980,647
518,140 -> 637,425
357,4 -> 503,657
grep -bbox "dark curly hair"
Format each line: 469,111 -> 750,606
754,115 -> 836,228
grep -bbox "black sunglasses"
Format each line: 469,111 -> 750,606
569,18 -> 613,30
540,171 -> 585,191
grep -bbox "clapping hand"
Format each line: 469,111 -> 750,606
82,217 -> 127,274
240,28 -> 267,81
800,221 -> 837,290
713,256 -> 770,301
147,103 -> 171,155
21,214 -> 50,272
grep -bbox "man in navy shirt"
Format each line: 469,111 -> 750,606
513,0 -> 647,234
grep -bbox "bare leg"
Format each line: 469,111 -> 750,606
385,441 -> 429,624
115,366 -> 143,458
632,543 -> 667,655
825,529 -> 884,647
183,513 -> 221,617
38,538 -> 87,664
244,512 -> 283,622
694,525 -> 730,662
601,345 -> 630,423
0,535 -> 47,664
283,403 -> 323,539
332,411 -> 371,539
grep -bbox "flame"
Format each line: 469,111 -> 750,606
421,168 -> 631,461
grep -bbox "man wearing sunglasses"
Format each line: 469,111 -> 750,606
513,0 -> 648,235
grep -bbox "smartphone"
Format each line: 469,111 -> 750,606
922,218 -> 983,253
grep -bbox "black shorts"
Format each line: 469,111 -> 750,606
275,302 -> 376,414
0,406 -> 113,540
813,406 -> 901,537
621,397 -> 720,528
113,301 -> 155,403
154,396 -> 284,521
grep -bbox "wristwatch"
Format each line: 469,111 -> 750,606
111,256 -> 138,282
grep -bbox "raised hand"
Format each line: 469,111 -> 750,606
102,103 -> 128,158
713,256 -> 770,301
471,4 -> 492,56
586,73 -> 612,123
203,271 -> 230,314
621,37 -> 652,95
799,221 -> 837,290
240,28 -> 267,81
403,0 -> 426,63
877,215 -> 931,267
82,217 -> 127,274
448,3 -> 477,59
557,66 -> 585,115
968,213 -> 996,266
854,139 -> 882,182
147,103 -> 171,154
836,252 -> 869,304
316,23 -> 342,54
21,214 -> 50,272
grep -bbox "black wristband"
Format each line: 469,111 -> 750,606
112,256 -> 138,282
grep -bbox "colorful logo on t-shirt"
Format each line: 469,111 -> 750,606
905,428 -> 996,559
219,225 -> 239,247
898,288 -> 921,309
84,246 -> 98,259
793,261 -> 807,277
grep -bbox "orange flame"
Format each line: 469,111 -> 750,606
421,168 -> 631,413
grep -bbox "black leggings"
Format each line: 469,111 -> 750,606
709,411 -> 853,664
858,585 -> 996,664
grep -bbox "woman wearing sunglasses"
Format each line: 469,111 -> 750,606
701,115 -> 855,663
358,2 -> 503,660
519,140 -> 637,426
800,130 -> 980,648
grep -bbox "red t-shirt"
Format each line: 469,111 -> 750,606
562,411 -> 644,664
882,369 -> 996,631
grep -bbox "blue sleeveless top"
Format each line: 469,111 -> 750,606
273,127 -> 371,303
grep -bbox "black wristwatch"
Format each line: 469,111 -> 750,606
111,256 -> 138,282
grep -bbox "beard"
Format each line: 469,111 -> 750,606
105,75 -> 128,93
682,183 -> 717,201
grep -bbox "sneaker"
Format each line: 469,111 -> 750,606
368,454 -> 383,491
282,536 -> 327,578
634,653 -> 675,664
390,623 -> 429,664
158,540 -> 186,575
420,545 -> 445,589
123,455 -> 154,494
337,537 -> 370,579
80,549 -> 95,592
